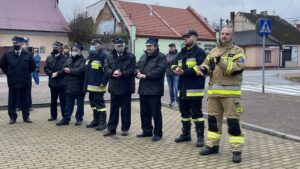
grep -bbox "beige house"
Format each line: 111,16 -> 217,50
0,0 -> 69,73
231,10 -> 300,69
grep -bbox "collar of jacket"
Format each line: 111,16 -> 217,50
168,49 -> 178,55
218,41 -> 234,49
181,44 -> 197,54
144,49 -> 160,58
112,48 -> 129,60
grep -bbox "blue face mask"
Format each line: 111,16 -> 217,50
90,45 -> 96,51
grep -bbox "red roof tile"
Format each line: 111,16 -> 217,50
114,1 -> 215,40
0,0 -> 68,32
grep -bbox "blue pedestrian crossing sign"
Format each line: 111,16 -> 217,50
258,19 -> 272,36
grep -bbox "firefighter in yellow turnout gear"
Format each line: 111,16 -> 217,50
198,26 -> 246,163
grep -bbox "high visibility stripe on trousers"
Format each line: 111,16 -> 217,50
207,85 -> 241,96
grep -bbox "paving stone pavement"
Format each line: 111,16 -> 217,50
0,102 -> 300,169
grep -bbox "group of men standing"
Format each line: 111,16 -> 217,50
0,26 -> 246,163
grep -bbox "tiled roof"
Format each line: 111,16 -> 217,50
113,1 -> 216,40
239,12 -> 300,45
234,30 -> 280,46
0,0 -> 68,32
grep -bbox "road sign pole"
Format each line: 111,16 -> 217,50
262,34 -> 265,94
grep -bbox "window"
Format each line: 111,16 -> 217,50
264,50 -> 271,62
204,44 -> 216,51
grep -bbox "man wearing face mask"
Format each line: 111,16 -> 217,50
32,48 -> 41,87
84,39 -> 109,131
44,41 -> 68,121
135,37 -> 167,141
103,38 -> 136,136
172,30 -> 206,148
0,36 -> 35,124
56,43 -> 86,126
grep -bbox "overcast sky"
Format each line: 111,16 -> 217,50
59,0 -> 300,25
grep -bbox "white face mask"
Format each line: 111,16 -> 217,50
71,51 -> 79,57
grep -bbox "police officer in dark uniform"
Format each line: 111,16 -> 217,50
103,38 -> 136,136
44,41 -> 68,121
84,39 -> 109,131
56,43 -> 86,126
136,37 -> 167,141
0,36 -> 35,124
172,30 -> 207,147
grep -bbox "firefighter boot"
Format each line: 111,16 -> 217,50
95,112 -> 107,131
175,121 -> 191,142
200,145 -> 219,155
86,111 -> 100,128
195,122 -> 205,147
232,151 -> 242,163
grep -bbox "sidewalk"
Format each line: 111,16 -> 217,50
0,103 -> 299,169
1,77 -> 300,137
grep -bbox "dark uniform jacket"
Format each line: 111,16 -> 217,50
0,48 -> 35,89
172,45 -> 206,99
44,53 -> 69,88
104,49 -> 136,95
83,49 -> 108,93
136,49 -> 167,96
166,50 -> 178,76
63,54 -> 85,94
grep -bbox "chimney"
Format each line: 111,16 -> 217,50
250,9 -> 257,15
230,12 -> 235,31
260,11 -> 268,16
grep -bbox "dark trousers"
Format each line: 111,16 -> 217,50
89,92 -> 106,113
63,93 -> 85,122
139,95 -> 163,137
8,87 -> 30,120
107,94 -> 131,132
179,98 -> 203,120
50,87 -> 66,119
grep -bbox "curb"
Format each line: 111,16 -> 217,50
161,101 -> 300,143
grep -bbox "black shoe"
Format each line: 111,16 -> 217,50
56,120 -> 69,126
152,135 -> 162,141
136,132 -> 153,138
175,134 -> 191,142
48,117 -> 57,121
9,119 -> 16,124
121,131 -> 128,136
95,123 -> 107,131
75,121 -> 82,126
86,120 -> 99,128
196,137 -> 205,147
103,130 -> 116,136
200,146 -> 219,155
232,151 -> 242,163
24,119 -> 33,123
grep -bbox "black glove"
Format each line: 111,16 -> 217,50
209,58 -> 215,71
216,56 -> 221,64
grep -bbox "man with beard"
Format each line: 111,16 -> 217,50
136,37 -> 167,141
103,38 -> 136,136
172,30 -> 207,148
84,39 -> 109,131
0,36 -> 35,124
198,26 -> 246,163
44,41 -> 68,121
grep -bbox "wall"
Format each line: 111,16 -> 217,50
234,13 -> 256,32
244,45 -> 280,68
0,30 -> 69,61
134,37 -> 217,60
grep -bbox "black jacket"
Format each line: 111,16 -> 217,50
44,53 -> 69,88
0,48 -> 35,89
83,49 -> 108,93
104,49 -> 136,95
63,54 -> 85,94
166,50 -> 178,76
172,45 -> 206,99
136,49 -> 167,96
